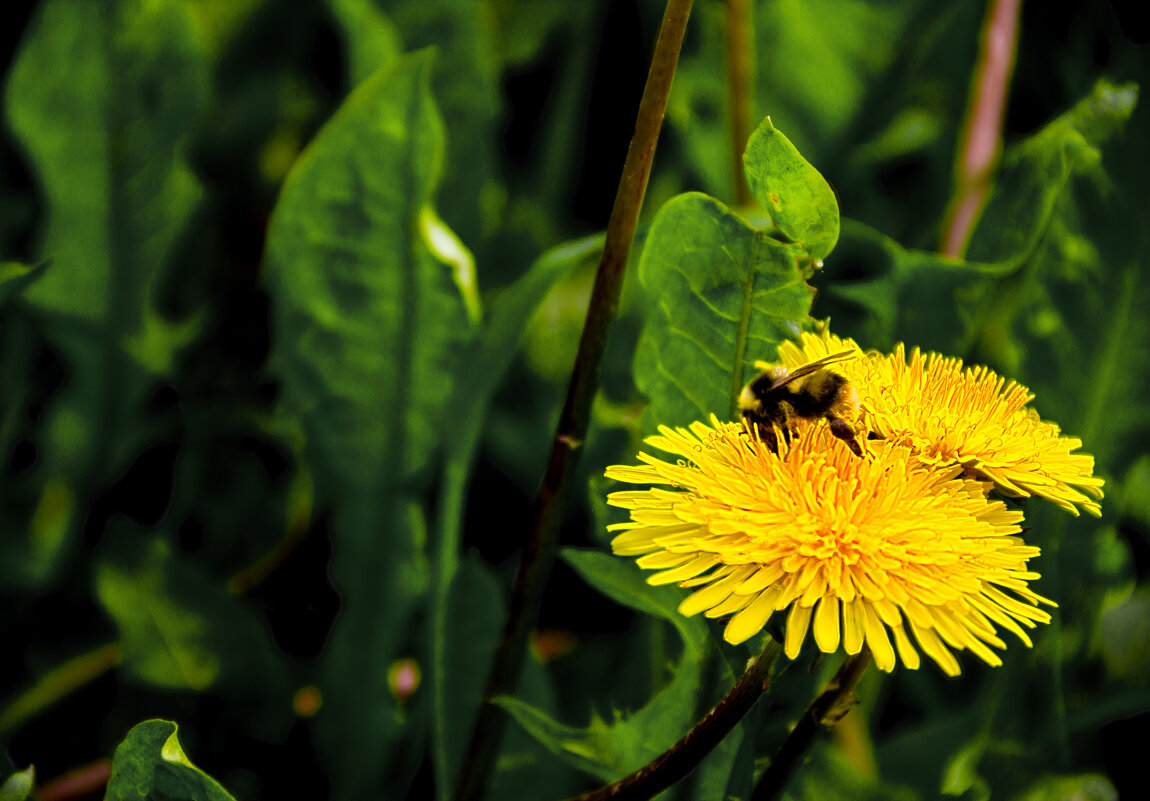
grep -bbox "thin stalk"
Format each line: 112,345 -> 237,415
450,2 -> 694,799
752,650 -> 872,801
939,0 -> 1022,257
726,0 -> 754,207
564,638 -> 781,801
0,642 -> 120,737
226,467 -> 313,595
34,759 -> 113,801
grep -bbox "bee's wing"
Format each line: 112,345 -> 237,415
764,349 -> 858,392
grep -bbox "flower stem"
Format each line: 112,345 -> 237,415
565,637 -> 781,801
726,0 -> 754,207
939,0 -> 1021,257
226,464 -> 313,595
0,642 -> 120,737
34,759 -> 113,801
752,650 -> 872,801
449,3 -> 694,799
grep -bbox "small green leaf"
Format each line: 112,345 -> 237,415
104,720 -> 236,801
325,0 -> 401,87
941,736 -> 1029,801
495,696 -> 609,780
497,549 -> 710,783
95,533 -> 285,694
486,658 -> 575,798
633,192 -> 814,431
95,541 -> 219,690
264,50 -> 476,493
0,767 -> 33,801
121,305 -> 204,376
1014,774 -> 1117,801
743,117 -> 840,261
0,262 -> 46,306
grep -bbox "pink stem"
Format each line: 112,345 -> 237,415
940,0 -> 1022,257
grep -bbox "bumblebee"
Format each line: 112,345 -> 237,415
737,349 -> 864,457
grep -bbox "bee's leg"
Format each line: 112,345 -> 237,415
760,424 -> 781,453
746,419 -> 781,453
778,425 -> 793,448
828,417 -> 864,457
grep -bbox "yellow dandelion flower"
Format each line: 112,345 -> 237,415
858,345 -> 1102,516
606,417 -> 1054,677
775,333 -> 1103,517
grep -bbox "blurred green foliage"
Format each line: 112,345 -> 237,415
0,0 -> 1147,800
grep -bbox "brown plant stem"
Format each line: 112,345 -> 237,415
564,638 -> 780,801
752,650 -> 872,801
726,0 -> 754,207
34,759 -> 113,801
450,2 -> 694,799
939,0 -> 1021,257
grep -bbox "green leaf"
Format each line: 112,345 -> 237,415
95,541 -> 218,691
957,81 -> 1143,462
429,235 -> 601,798
1013,774 -> 1118,801
121,305 -> 204,376
826,218 -> 1009,352
494,696 -> 610,782
1,0 -> 208,587
958,81 -> 1137,375
819,82 -> 1140,367
5,0 -> 205,324
489,0 -> 584,67
95,532 -> 286,697
264,50 -> 476,493
633,192 -> 815,431
683,723 -> 748,801
794,747 -> 920,801
940,735 -> 993,801
386,0 -> 502,247
325,0 -> 401,87
104,719 -> 236,801
743,117 -> 840,261
965,80 -> 1138,270
1099,584 -> 1150,685
432,233 -> 602,581
432,556 -> 503,799
0,263 -> 46,307
0,767 -> 33,801
487,657 -> 576,799
314,492 -> 431,801
497,548 -> 710,783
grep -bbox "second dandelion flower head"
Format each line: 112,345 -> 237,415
606,331 -> 1103,675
